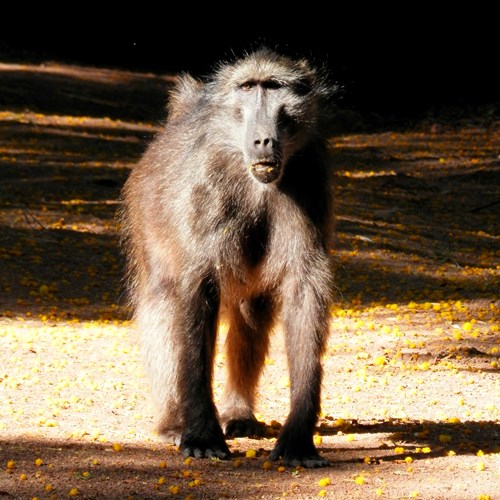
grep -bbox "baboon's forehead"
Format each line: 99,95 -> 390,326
215,51 -> 313,87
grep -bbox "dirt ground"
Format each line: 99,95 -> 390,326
0,59 -> 499,499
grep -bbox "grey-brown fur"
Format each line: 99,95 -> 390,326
120,48 -> 336,467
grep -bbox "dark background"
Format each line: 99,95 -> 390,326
1,10 -> 498,122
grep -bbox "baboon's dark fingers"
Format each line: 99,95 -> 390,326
180,438 -> 231,460
224,418 -> 267,438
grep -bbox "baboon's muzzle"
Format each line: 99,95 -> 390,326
247,131 -> 282,184
249,161 -> 282,184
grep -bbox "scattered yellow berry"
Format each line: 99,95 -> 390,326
462,322 -> 473,331
35,458 -> 43,466
318,490 -> 327,497
405,456 -> 413,464
363,456 -> 371,464
354,475 -> 365,485
476,462 -> 485,471
439,434 -> 452,443
159,460 -> 167,468
157,477 -> 166,485
314,434 -> 323,445
395,447 -> 405,454
318,477 -> 331,487
183,457 -> 192,466
262,461 -> 272,470
478,495 -> 491,500
19,473 -> 27,480
346,434 -> 355,442
112,443 -> 123,452
421,447 -> 431,454
374,355 -> 386,365
375,488 -> 383,496
68,488 -> 79,496
6,460 -> 16,470
477,450 -> 485,457
245,449 -> 257,459
45,484 -> 54,492
409,491 -> 419,498
169,485 -> 180,494
277,466 -> 286,473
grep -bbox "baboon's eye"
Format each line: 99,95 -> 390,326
262,80 -> 282,90
240,81 -> 256,91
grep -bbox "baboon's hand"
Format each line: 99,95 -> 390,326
224,418 -> 267,438
180,436 -> 231,460
269,438 -> 330,468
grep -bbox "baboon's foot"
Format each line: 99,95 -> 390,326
269,435 -> 330,468
223,417 -> 267,438
180,419 -> 231,459
179,435 -> 231,459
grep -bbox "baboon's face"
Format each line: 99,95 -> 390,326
232,77 -> 315,184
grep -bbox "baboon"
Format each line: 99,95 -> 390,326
120,48 -> 336,467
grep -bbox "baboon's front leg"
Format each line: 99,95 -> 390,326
178,279 -> 230,459
220,295 -> 274,438
269,274 -> 331,468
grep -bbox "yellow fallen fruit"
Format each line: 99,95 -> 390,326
439,434 -> 452,443
318,477 -> 331,487
245,449 -> 257,459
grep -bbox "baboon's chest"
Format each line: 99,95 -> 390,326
215,217 -> 273,299
239,219 -> 269,268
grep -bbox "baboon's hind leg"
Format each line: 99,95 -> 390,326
220,295 -> 274,438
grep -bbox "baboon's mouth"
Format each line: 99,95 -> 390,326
249,161 -> 282,184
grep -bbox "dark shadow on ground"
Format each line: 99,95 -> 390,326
1,417 -> 499,497
0,62 -> 175,123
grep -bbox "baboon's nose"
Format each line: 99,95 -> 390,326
253,135 -> 275,155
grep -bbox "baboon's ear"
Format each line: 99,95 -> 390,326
167,74 -> 203,120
